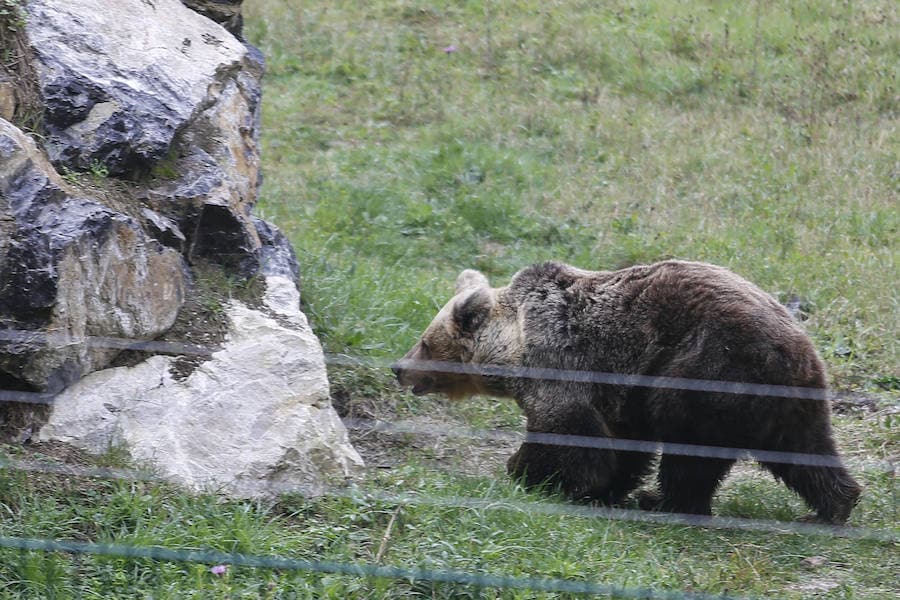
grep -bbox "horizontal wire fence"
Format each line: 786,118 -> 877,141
1,432 -> 897,549
0,535 -> 770,600
0,330 -> 898,596
1,451 -> 896,545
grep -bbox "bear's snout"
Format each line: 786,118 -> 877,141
390,357 -> 418,383
392,358 -> 435,396
410,378 -> 435,396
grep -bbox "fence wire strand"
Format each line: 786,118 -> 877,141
2,450 -> 896,544
0,535 -> 770,600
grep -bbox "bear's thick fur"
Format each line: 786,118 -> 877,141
393,260 -> 861,523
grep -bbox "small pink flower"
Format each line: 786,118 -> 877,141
442,44 -> 458,54
210,564 -> 228,576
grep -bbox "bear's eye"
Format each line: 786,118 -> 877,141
419,340 -> 431,358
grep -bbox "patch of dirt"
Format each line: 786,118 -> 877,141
330,374 -> 520,479
787,577 -> 842,595
21,440 -> 98,466
345,415 -> 520,478
831,391 -> 881,416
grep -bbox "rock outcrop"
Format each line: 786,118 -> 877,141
28,0 -> 268,276
0,120 -> 186,394
28,0 -> 249,177
0,0 -> 362,496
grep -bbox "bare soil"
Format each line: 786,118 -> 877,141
331,384 -> 521,479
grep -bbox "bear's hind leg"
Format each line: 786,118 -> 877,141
760,459 -> 861,524
654,455 -> 735,515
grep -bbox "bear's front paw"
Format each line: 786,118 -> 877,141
506,444 -> 563,491
506,449 -> 525,477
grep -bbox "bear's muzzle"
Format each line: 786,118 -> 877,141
391,359 -> 435,395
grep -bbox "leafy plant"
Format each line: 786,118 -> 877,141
88,159 -> 109,180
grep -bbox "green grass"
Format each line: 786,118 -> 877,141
3,1 -> 898,598
1,432 -> 898,599
248,0 -> 897,389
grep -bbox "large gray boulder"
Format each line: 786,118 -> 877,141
27,0 -> 247,177
38,276 -> 364,497
26,0 -> 269,276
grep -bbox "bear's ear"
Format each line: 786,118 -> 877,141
455,269 -> 489,294
452,287 -> 493,335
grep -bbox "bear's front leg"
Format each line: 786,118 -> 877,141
507,392 -> 619,503
507,438 -> 617,502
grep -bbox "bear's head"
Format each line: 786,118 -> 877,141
392,269 -> 520,400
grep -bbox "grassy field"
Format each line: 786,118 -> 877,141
248,0 -> 897,387
1,1 -> 898,598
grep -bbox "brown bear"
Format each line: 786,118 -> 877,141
393,260 -> 861,523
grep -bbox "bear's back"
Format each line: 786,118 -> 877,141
510,260 -> 825,389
